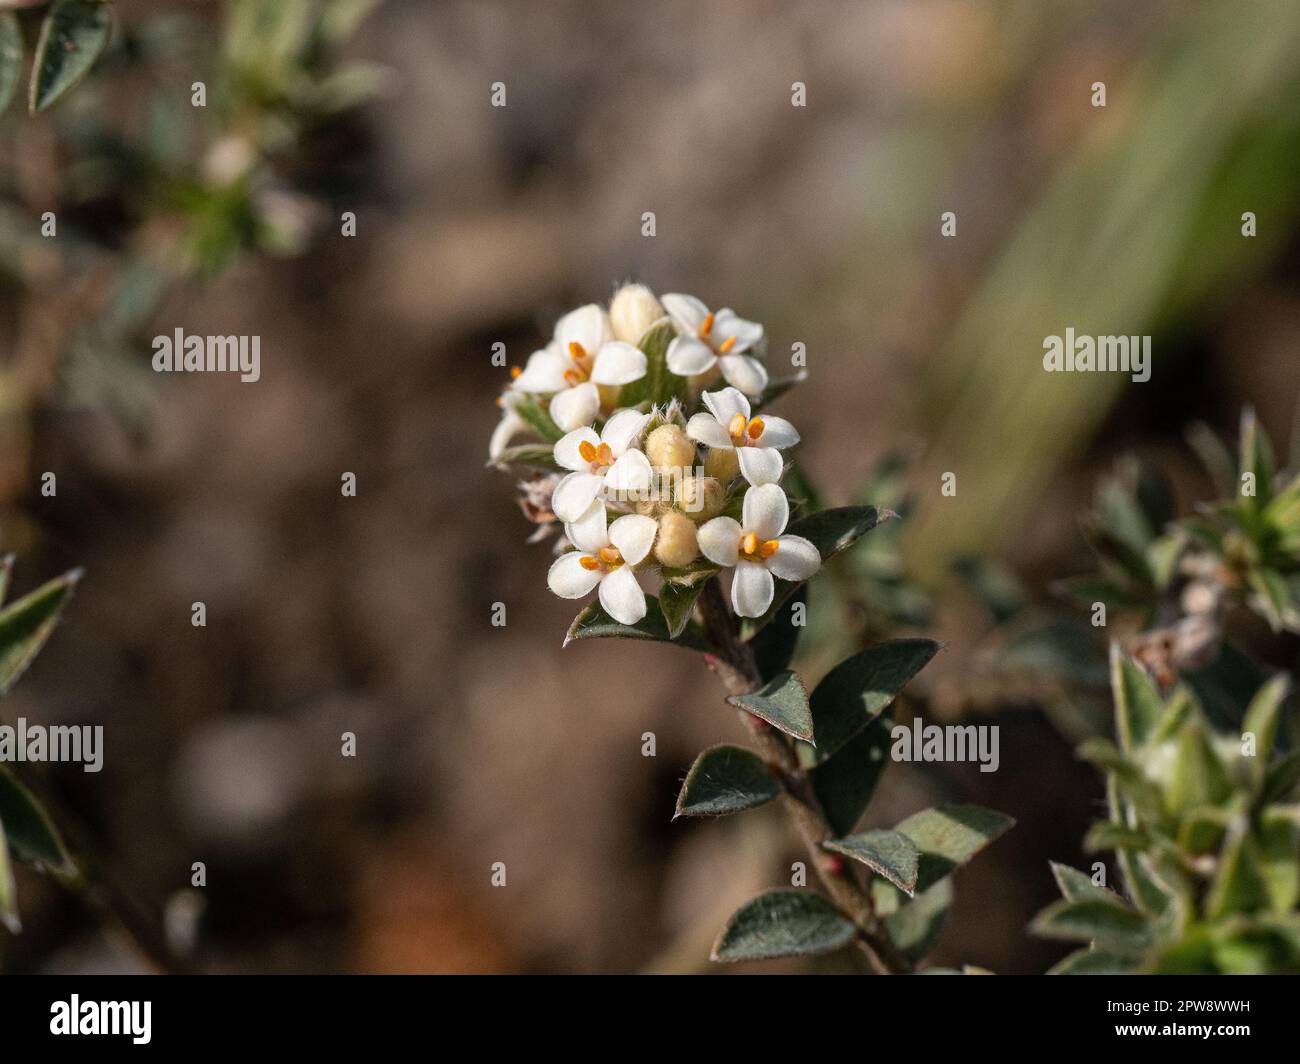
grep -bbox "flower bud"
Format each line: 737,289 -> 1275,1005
609,284 -> 664,344
703,447 -> 740,483
675,476 -> 725,522
645,424 -> 696,475
654,510 -> 700,568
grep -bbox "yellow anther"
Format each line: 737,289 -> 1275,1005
728,413 -> 747,441
595,442 -> 613,466
746,417 -> 764,441
759,539 -> 779,559
579,555 -> 601,571
578,440 -> 598,463
568,341 -> 588,361
509,366 -> 522,379
718,335 -> 737,354
742,532 -> 759,557
598,546 -> 623,566
563,367 -> 588,386
699,312 -> 715,339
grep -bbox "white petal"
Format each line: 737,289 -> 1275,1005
697,517 -> 742,567
548,552 -> 602,599
661,293 -> 709,336
701,387 -> 750,426
768,534 -> 821,582
719,354 -> 769,397
743,482 -> 789,539
565,499 -> 609,552
598,565 -> 646,625
600,408 -> 650,455
488,410 -> 527,460
737,446 -> 784,487
732,561 -> 774,618
609,513 -> 658,566
712,309 -> 764,354
589,341 -> 647,386
554,426 -> 601,471
513,348 -> 568,393
666,336 -> 717,377
754,415 -> 799,449
603,449 -> 652,502
685,412 -> 733,450
549,382 -> 600,432
554,303 -> 612,354
551,471 -> 604,522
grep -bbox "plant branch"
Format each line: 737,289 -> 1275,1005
698,581 -> 912,974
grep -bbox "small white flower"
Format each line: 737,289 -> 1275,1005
513,304 -> 647,431
697,483 -> 820,617
548,508 -> 658,625
488,392 -> 529,461
662,293 -> 767,396
550,408 -> 652,523
686,387 -> 798,486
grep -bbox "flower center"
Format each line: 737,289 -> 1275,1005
578,440 -> 615,468
739,532 -> 779,561
727,413 -> 765,446
697,312 -> 738,355
564,341 -> 593,386
580,546 -> 625,572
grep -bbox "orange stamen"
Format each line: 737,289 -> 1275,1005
718,335 -> 737,354
563,367 -> 587,386
728,413 -> 747,441
509,366 -> 522,379
568,341 -> 588,361
746,417 -> 764,441
579,555 -> 601,571
742,532 -> 759,556
578,440 -> 598,463
598,546 -> 622,566
759,539 -> 779,559
595,442 -> 614,466
699,312 -> 715,339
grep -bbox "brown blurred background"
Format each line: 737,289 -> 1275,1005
2,0 -> 1299,973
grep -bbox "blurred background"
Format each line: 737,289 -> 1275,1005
1,0 -> 1299,973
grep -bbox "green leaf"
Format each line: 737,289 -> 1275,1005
726,670 -> 813,742
0,554 -> 13,607
1259,807 -> 1300,912
823,829 -> 919,895
674,745 -> 781,818
564,594 -> 709,652
1242,674 -> 1290,786
0,766 -> 72,872
618,320 -> 683,408
1111,647 -> 1163,752
1263,749 -> 1300,804
658,577 -> 709,640
711,889 -> 856,962
1031,897 -> 1156,950
882,877 -> 952,962
1048,947 -> 1140,974
511,394 -> 564,443
895,804 -> 1014,893
0,816 -> 18,932
809,638 -> 939,762
0,13 -> 21,115
1050,861 -> 1126,905
739,506 -> 890,638
1166,721 -> 1233,815
29,0 -> 113,115
0,569 -> 81,697
659,559 -> 720,587
1205,824 -> 1270,920
749,584 -> 806,682
810,716 -> 892,836
1247,567 -> 1298,633
488,443 -> 563,472
1238,405 -> 1275,509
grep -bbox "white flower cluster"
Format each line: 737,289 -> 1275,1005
491,285 -> 820,626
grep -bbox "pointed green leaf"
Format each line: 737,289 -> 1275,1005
659,577 -> 709,640
895,804 -> 1015,893
488,443 -> 563,472
739,507 -> 890,638
882,877 -> 952,962
1259,806 -> 1300,912
0,12 -> 22,115
674,745 -> 781,818
617,320 -> 683,407
1242,674 -> 1290,786
0,816 -> 18,932
1032,897 -> 1156,950
1238,405 -> 1275,509
810,716 -> 892,836
1048,947 -> 1140,974
0,554 -> 13,607
1205,824 -> 1270,920
0,766 -> 72,872
824,829 -> 919,895
809,639 -> 939,761
0,569 -> 81,697
1167,721 -> 1232,815
511,393 -> 564,443
29,0 -> 113,114
563,594 -> 708,652
726,670 -> 812,742
1248,567 -> 1298,633
1111,647 -> 1163,752
1051,861 -> 1127,905
711,889 -> 856,962
659,559 -> 720,588
1263,749 -> 1300,804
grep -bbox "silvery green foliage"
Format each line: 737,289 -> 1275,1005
491,286 -> 1012,972
0,560 -> 80,933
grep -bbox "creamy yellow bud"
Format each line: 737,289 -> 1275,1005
654,510 -> 700,568
645,424 -> 696,475
704,447 -> 740,483
609,284 -> 665,344
675,476 -> 725,523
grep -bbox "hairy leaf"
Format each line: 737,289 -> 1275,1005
658,578 -> 709,640
810,716 -> 892,836
749,585 -> 806,682
564,595 -> 708,652
0,766 -> 72,872
674,745 -> 781,818
726,670 -> 812,742
895,804 -> 1014,893
824,829 -> 919,894
488,444 -> 563,473
30,0 -> 113,114
711,889 -> 856,962
0,570 -> 81,697
1032,897 -> 1156,950
1111,647 -> 1163,752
